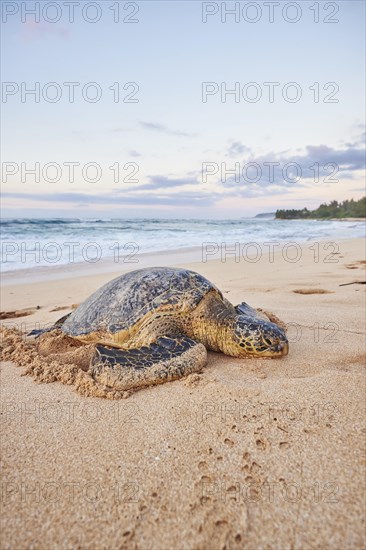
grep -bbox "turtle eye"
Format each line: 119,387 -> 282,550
257,345 -> 267,352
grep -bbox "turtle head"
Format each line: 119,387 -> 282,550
226,315 -> 289,358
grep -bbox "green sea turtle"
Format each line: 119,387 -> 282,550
34,267 -> 288,391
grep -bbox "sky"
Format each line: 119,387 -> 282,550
1,0 -> 365,218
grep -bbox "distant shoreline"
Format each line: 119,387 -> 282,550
327,218 -> 366,222
275,217 -> 366,222
275,198 -> 366,221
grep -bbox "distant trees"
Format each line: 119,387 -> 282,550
276,197 -> 366,219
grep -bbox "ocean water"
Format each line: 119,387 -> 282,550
1,217 -> 365,272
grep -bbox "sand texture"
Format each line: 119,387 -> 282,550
1,238 -> 365,549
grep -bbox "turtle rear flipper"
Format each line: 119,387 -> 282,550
90,336 -> 207,391
28,312 -> 72,337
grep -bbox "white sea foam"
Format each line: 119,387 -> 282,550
1,218 -> 365,271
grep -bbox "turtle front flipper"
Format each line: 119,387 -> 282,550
90,336 -> 207,392
235,302 -> 272,323
235,302 -> 286,329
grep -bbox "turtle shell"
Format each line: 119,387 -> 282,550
62,267 -> 221,336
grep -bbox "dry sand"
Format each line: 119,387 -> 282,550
1,238 -> 365,549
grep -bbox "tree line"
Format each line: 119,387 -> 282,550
275,197 -> 366,219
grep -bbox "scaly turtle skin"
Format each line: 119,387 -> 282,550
37,267 -> 289,391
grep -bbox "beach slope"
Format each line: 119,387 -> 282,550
1,238 -> 365,549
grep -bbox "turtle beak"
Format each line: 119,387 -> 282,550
281,341 -> 289,356
269,336 -> 289,356
260,335 -> 289,357
257,342 -> 288,357
259,322 -> 289,357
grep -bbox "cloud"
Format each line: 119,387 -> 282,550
128,150 -> 141,157
3,190 -> 218,207
139,121 -> 197,138
226,141 -> 251,158
5,140 -> 364,209
127,175 -> 198,192
304,144 -> 365,170
229,185 -> 296,198
221,142 -> 366,189
344,127 -> 365,148
345,134 -> 365,149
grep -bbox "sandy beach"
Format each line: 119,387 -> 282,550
1,237 -> 365,549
